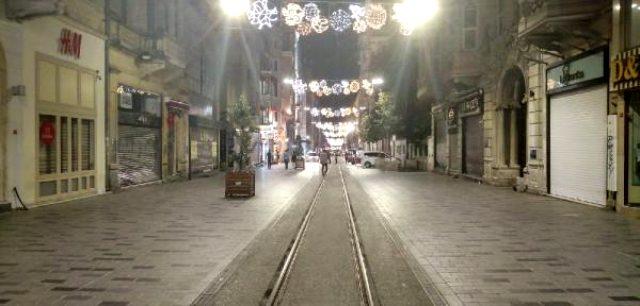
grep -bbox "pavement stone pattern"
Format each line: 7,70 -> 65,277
349,168 -> 640,306
0,165 -> 315,305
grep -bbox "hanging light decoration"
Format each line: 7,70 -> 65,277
349,4 -> 366,20
308,81 -> 320,93
296,21 -> 313,36
311,16 -> 330,33
303,3 -> 321,21
353,19 -> 368,33
365,4 -> 387,30
349,81 -> 361,93
322,86 -> 333,96
247,0 -> 278,30
282,3 -> 305,26
329,9 -> 353,32
331,83 -> 343,95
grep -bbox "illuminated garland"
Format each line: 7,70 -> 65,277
245,1 -> 436,36
306,106 -> 366,118
290,79 -> 379,96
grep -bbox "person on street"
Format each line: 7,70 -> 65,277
284,149 -> 291,170
319,150 -> 329,176
334,152 -> 338,164
267,150 -> 273,170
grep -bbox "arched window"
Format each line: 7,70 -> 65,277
463,3 -> 478,50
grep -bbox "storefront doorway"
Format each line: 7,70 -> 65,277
116,87 -> 162,187
0,43 -> 6,203
627,92 -> 640,205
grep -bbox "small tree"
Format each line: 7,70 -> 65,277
360,92 -> 399,146
229,95 -> 258,171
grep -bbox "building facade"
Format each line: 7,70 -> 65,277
1,0 -> 107,206
611,0 -> 640,217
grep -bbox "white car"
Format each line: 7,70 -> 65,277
362,152 -> 390,168
306,152 -> 319,163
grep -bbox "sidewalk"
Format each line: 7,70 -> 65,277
348,168 -> 640,306
0,165 -> 316,305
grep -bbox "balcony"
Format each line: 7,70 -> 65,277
518,0 -> 610,51
138,35 -> 187,81
108,22 -> 186,82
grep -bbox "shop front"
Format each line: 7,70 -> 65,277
547,48 -> 608,206
433,107 -> 448,171
612,46 -> 640,206
165,99 -> 190,181
459,90 -> 484,179
0,42 -> 6,204
22,18 -> 106,205
189,115 -> 219,177
116,85 -> 162,187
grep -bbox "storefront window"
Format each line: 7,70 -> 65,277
628,0 -> 640,48
39,115 -> 57,175
628,93 -> 640,204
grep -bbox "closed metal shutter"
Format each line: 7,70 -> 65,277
550,85 -> 607,206
117,125 -> 162,187
435,116 -> 447,170
463,115 -> 483,177
190,126 -> 217,176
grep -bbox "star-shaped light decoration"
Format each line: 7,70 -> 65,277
247,0 -> 278,30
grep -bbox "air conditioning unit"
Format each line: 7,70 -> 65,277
5,0 -> 62,20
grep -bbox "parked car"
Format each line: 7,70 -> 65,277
362,152 -> 399,169
306,152 -> 319,163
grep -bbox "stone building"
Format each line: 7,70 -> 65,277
420,0 -> 521,183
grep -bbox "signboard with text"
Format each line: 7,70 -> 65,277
547,50 -> 606,93
612,47 -> 640,91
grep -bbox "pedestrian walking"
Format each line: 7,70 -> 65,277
319,150 -> 329,176
284,149 -> 291,170
334,152 -> 338,164
267,150 -> 273,170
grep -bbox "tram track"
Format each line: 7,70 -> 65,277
261,164 -> 376,306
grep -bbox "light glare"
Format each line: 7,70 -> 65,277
220,0 -> 250,17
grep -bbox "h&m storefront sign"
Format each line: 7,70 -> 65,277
547,49 -> 606,94
612,47 -> 640,91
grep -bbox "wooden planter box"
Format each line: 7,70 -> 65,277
294,157 -> 305,170
225,171 -> 255,198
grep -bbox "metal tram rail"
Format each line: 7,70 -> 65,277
262,165 -> 375,306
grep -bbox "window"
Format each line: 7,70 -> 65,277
463,3 -> 478,50
628,0 -> 640,48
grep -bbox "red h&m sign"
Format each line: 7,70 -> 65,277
58,28 -> 82,59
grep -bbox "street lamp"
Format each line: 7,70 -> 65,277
393,0 -> 440,33
220,0 -> 249,17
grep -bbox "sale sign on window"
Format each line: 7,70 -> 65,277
40,121 -> 55,146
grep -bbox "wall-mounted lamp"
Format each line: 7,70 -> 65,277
10,85 -> 25,97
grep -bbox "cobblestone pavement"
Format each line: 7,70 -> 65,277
348,167 -> 640,306
0,164 -> 316,305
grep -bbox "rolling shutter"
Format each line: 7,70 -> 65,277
463,115 -> 483,178
550,85 -> 607,206
117,125 -> 162,187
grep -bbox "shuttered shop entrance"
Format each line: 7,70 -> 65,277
463,115 -> 483,178
190,125 -> 218,176
435,116 -> 447,170
550,85 -> 607,206
117,125 -> 162,187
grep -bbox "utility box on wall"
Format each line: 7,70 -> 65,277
5,0 -> 59,20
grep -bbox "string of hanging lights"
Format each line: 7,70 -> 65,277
240,0 -> 439,36
288,78 -> 384,96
